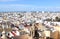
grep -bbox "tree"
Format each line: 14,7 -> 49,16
55,16 -> 60,22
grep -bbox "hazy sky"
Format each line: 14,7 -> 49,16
0,0 -> 60,12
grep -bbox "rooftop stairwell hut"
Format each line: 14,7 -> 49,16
47,25 -> 60,39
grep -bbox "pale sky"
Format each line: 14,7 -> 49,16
0,0 -> 60,12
